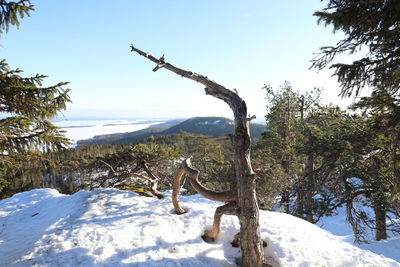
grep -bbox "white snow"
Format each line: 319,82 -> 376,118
197,121 -> 211,125
316,201 -> 400,262
0,188 -> 399,267
53,119 -> 163,143
197,120 -> 222,126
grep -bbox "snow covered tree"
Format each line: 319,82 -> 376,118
0,0 -> 71,196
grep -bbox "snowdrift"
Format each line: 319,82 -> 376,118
0,189 -> 399,267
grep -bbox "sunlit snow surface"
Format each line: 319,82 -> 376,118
53,119 -> 164,144
0,189 -> 399,267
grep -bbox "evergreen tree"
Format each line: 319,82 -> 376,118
313,0 -> 400,205
258,82 -> 305,214
0,0 -> 34,34
256,82 -> 323,221
334,114 -> 398,242
257,82 -> 398,241
312,0 -> 400,97
0,0 -> 71,197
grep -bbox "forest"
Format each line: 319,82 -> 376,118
2,84 -> 399,244
1,1 -> 399,266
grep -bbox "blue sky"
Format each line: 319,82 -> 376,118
2,0 -> 352,119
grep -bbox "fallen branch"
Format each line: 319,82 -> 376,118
98,159 -> 164,199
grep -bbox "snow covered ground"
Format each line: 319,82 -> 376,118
316,203 -> 400,264
0,189 -> 399,267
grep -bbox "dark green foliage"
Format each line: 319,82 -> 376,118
254,82 -> 323,219
43,132 -> 236,196
0,61 -> 71,197
313,0 -> 400,97
77,142 -> 179,190
255,81 -> 399,241
313,1 -> 400,194
140,132 -> 235,194
0,0 -> 34,33
353,91 -> 400,200
0,0 -> 71,197
312,1 -> 400,240
0,60 -> 71,152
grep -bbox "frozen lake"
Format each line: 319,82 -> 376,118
53,119 -> 165,144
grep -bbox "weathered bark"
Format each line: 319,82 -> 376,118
174,157 -> 236,203
140,160 -> 165,199
202,201 -> 239,242
172,168 -> 187,215
98,159 -> 164,199
374,193 -> 387,241
172,158 -> 238,243
131,45 -> 266,266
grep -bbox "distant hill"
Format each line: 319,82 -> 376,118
76,119 -> 185,145
77,117 -> 267,145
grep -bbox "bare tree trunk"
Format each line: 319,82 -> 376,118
233,124 -> 265,265
304,154 -> 314,223
202,201 -> 239,242
130,45 -> 266,266
374,192 -> 387,241
140,160 -> 165,199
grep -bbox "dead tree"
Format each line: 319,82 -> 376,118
98,159 -> 164,199
130,45 -> 266,266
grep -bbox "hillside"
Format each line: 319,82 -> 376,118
0,189 -> 398,266
76,119 -> 185,145
77,117 -> 267,145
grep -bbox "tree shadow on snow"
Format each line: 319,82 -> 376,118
13,247 -> 98,266
102,236 -> 238,267
0,190 -> 94,265
0,189 -> 132,265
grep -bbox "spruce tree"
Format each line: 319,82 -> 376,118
313,0 -> 400,208
0,0 -> 71,196
257,82 -> 398,240
312,0 -> 400,97
257,82 -> 323,221
0,0 -> 34,33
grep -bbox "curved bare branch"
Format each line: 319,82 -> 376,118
141,160 -> 164,199
172,157 -> 236,215
130,45 -> 266,266
172,168 -> 187,215
181,157 -> 236,202
202,201 -> 239,242
98,159 -> 164,199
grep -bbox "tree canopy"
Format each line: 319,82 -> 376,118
0,0 -> 71,196
313,0 -> 400,200
312,0 -> 400,97
0,0 -> 34,34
